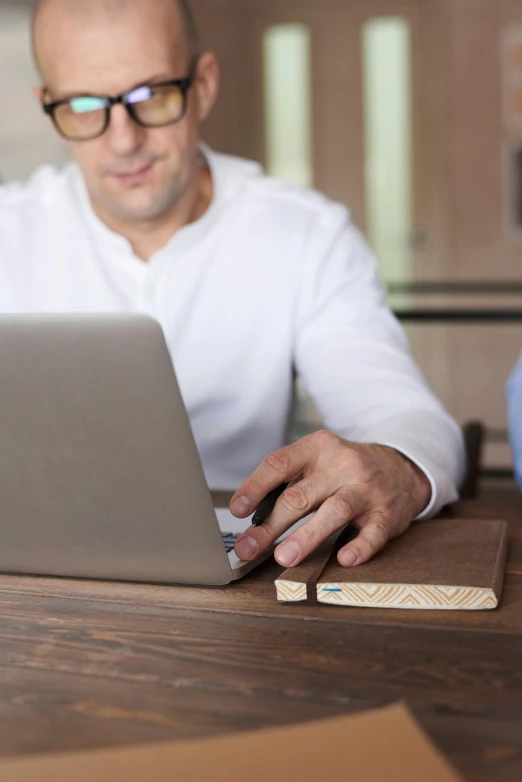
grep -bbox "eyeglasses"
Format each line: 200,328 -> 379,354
41,58 -> 199,142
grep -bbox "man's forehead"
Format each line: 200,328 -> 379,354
33,0 -> 188,69
33,0 -> 189,91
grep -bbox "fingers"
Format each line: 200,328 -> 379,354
230,439 -> 315,519
337,516 -> 390,567
270,489 -> 366,567
230,434 -> 417,567
234,477 -> 326,562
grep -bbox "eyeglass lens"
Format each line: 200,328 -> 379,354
54,96 -> 107,140
53,83 -> 186,140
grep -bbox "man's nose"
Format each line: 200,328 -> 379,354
104,104 -> 145,156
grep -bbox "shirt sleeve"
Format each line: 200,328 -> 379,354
506,352 -> 522,491
293,209 -> 466,518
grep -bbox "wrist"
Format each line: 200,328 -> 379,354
380,446 -> 432,516
402,454 -> 432,515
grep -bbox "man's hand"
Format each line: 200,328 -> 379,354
230,430 -> 432,568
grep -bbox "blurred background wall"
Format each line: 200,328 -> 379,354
0,0 -> 67,180
1,0 -> 521,477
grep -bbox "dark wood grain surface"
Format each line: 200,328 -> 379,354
0,492 -> 521,781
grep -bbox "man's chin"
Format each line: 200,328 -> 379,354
97,190 -> 176,224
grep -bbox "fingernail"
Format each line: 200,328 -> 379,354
276,541 -> 301,567
231,496 -> 250,516
235,536 -> 258,561
340,549 -> 358,567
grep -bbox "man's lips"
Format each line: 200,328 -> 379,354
109,160 -> 156,185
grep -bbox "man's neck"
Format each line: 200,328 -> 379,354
91,161 -> 214,262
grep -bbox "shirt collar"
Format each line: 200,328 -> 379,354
68,143 -> 260,266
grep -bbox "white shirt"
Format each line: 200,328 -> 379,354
0,146 -> 465,515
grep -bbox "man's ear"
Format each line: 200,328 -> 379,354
195,52 -> 219,123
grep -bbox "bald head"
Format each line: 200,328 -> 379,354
32,0 -> 198,76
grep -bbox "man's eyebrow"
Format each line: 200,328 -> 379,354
131,74 -> 178,88
44,89 -> 101,102
44,74 -> 178,102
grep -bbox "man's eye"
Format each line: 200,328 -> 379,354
127,86 -> 154,105
69,97 -> 106,114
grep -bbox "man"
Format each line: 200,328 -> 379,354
0,0 -> 465,570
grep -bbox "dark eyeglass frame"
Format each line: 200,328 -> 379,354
41,56 -> 199,141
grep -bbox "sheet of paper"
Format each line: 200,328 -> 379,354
0,703 -> 462,782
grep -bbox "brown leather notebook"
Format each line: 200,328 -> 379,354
275,518 -> 508,610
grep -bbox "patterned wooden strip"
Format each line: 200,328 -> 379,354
275,581 -> 307,602
317,583 -> 497,610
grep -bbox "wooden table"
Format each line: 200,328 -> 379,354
0,491 -> 521,781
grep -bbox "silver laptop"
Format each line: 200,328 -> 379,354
0,314 -> 303,585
